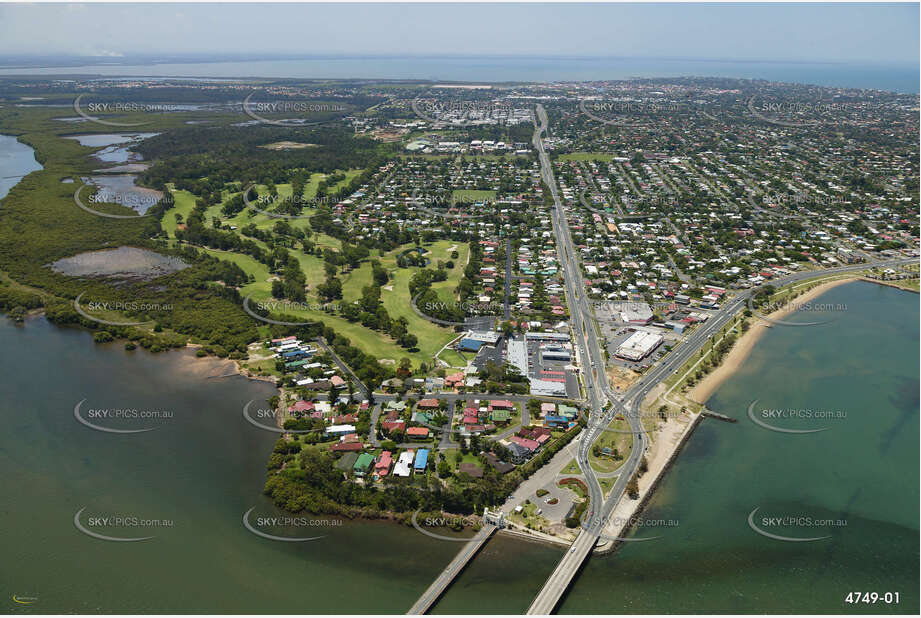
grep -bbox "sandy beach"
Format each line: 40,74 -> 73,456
595,275 -> 859,550
596,409 -> 698,551
688,276 -> 856,403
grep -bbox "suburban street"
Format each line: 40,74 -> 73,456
525,103 -> 916,614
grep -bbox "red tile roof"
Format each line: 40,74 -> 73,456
329,442 -> 363,452
381,420 -> 405,433
510,436 -> 540,451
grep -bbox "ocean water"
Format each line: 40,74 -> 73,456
428,281 -> 919,614
0,56 -> 916,93
0,317 -> 465,614
554,280 -> 919,614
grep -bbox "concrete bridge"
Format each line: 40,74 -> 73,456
526,530 -> 597,614
406,523 -> 497,615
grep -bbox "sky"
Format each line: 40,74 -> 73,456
0,2 -> 917,64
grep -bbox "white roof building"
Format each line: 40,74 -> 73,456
530,378 -> 567,397
394,450 -> 415,477
326,424 -> 356,436
616,331 -> 664,361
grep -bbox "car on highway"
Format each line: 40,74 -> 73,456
569,547 -> 576,553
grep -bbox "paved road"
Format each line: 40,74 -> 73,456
438,400 -> 460,450
368,402 -> 382,447
504,237 -> 513,321
491,405 -> 532,442
315,337 -> 369,398
526,102 -> 916,614
373,392 -> 581,405
528,104 -> 648,614
406,524 -> 497,615
529,255 -> 917,613
580,161 -> 625,217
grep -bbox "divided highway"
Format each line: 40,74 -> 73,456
527,103 -> 916,615
528,105 -> 646,615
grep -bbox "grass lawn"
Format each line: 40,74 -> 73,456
382,266 -> 456,359
588,418 -> 634,474
191,247 -> 423,364
443,449 -> 483,468
161,188 -> 196,236
561,459 -> 582,475
329,169 -> 363,193
158,182 -> 470,368
558,152 -> 616,162
437,348 -> 467,368
452,189 -> 496,203
880,278 -> 919,292
508,501 -> 551,531
599,475 -> 618,497
557,478 -> 588,501
379,239 -> 470,361
341,260 -> 374,302
428,240 -> 469,300
201,179 -> 343,251
239,357 -> 282,378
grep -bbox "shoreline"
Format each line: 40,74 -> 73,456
185,342 -> 280,385
593,274 -> 861,552
595,409 -> 701,553
688,276 -> 856,403
858,276 -> 920,294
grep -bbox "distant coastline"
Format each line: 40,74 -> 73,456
689,277 -> 856,403
0,56 -> 916,93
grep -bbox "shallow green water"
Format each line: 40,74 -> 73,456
0,318 -> 461,614
558,281 -> 920,613
2,280 -> 917,614
436,281 -> 919,614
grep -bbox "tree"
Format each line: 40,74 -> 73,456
626,477 -> 639,499
396,357 -> 412,379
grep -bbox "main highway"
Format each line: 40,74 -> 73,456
527,103 -> 916,614
528,105 -> 647,614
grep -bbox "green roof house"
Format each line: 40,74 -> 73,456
353,452 -> 375,477
490,409 -> 511,423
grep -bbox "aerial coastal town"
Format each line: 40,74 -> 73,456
0,72 -> 917,614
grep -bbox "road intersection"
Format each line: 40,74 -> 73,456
526,103 -> 916,614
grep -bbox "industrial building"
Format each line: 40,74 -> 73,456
465,330 -> 501,344
619,302 -> 654,325
540,345 -> 571,362
457,338 -> 485,352
507,337 -> 528,376
530,378 -> 568,397
525,331 -> 571,342
616,331 -> 664,361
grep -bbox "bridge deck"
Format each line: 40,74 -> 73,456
407,524 -> 497,615
527,530 -> 597,614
